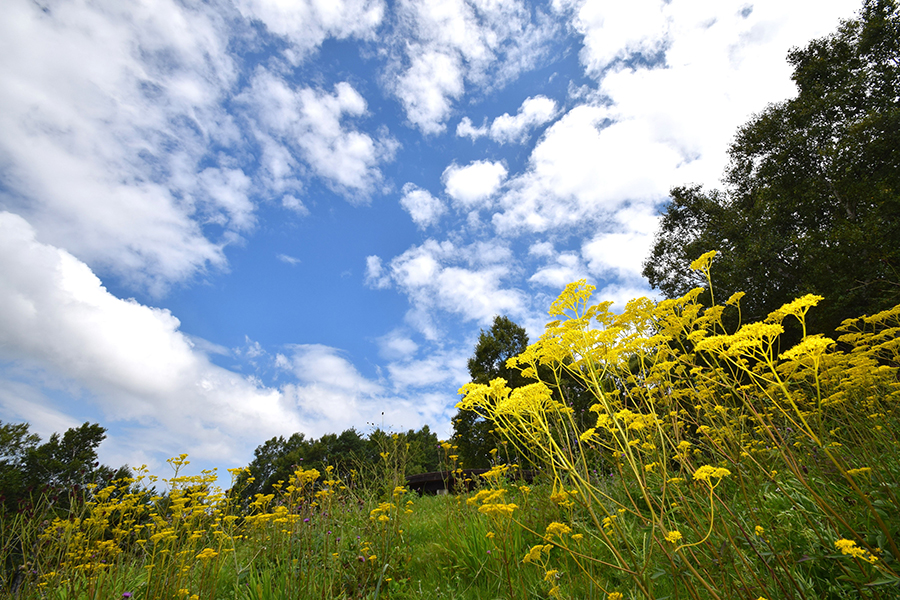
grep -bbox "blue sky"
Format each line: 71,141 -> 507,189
0,0 -> 861,477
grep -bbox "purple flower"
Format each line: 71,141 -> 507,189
122,593 -> 133,599
303,518 -> 310,523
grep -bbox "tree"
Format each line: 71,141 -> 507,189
452,315 -> 529,468
0,421 -> 127,514
644,0 -> 900,336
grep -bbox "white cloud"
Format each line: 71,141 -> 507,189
377,330 -> 419,361
528,252 -> 587,289
486,0 -> 859,240
0,0 -> 243,293
0,212 -> 300,467
364,255 -> 392,289
490,104 -> 677,235
241,71 -> 396,200
456,116 -> 489,140
277,254 -> 302,265
399,183 -> 446,229
489,95 -> 558,144
528,241 -> 556,258
553,0 -> 670,74
582,202 -> 661,281
457,95 -> 558,143
281,195 -> 311,216
277,344 -> 454,436
386,349 -> 468,390
234,0 -> 385,60
366,239 -> 527,338
388,0 -> 557,133
394,49 -> 467,135
443,160 -> 508,209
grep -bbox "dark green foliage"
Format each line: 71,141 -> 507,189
234,426 -> 440,500
644,0 -> 900,336
0,420 -> 128,514
452,315 -> 529,468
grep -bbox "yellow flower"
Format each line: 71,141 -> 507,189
523,544 -> 545,563
545,522 -> 572,538
544,569 -> 559,582
834,539 -> 878,563
693,465 -> 731,482
755,526 -> 765,537
486,531 -> 495,539
769,294 -> 824,321
608,593 -> 624,600
664,530 -> 682,543
689,250 -> 717,272
196,548 -> 219,561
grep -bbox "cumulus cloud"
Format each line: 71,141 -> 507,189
234,0 -> 384,60
457,95 -> 558,143
488,104 -> 676,235
364,255 -> 392,289
399,183 -> 446,229
582,202 -> 661,281
377,330 -> 419,361
277,344 -> 454,436
282,195 -> 311,216
489,95 -> 558,143
387,0 -> 558,133
0,0 -> 244,293
365,239 -> 527,339
553,0 -> 670,74
241,71 -> 396,200
386,349 -> 468,391
528,252 -> 588,289
483,0 -> 859,241
0,212 -> 300,467
443,160 -> 508,210
456,116 -> 489,140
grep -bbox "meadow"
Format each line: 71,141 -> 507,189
3,253 -> 899,599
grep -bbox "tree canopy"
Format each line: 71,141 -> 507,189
643,0 -> 900,335
234,426 -> 440,501
0,420 -> 128,514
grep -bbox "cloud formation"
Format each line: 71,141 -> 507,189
399,184 -> 447,229
365,239 -> 527,338
388,0 -> 557,133
0,0 -> 243,293
235,0 -> 385,60
458,95 -> 558,143
443,160 -> 508,210
0,212 -> 297,467
241,71 -> 397,200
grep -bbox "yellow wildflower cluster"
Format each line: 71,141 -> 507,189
467,488 -> 518,518
834,539 -> 879,564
